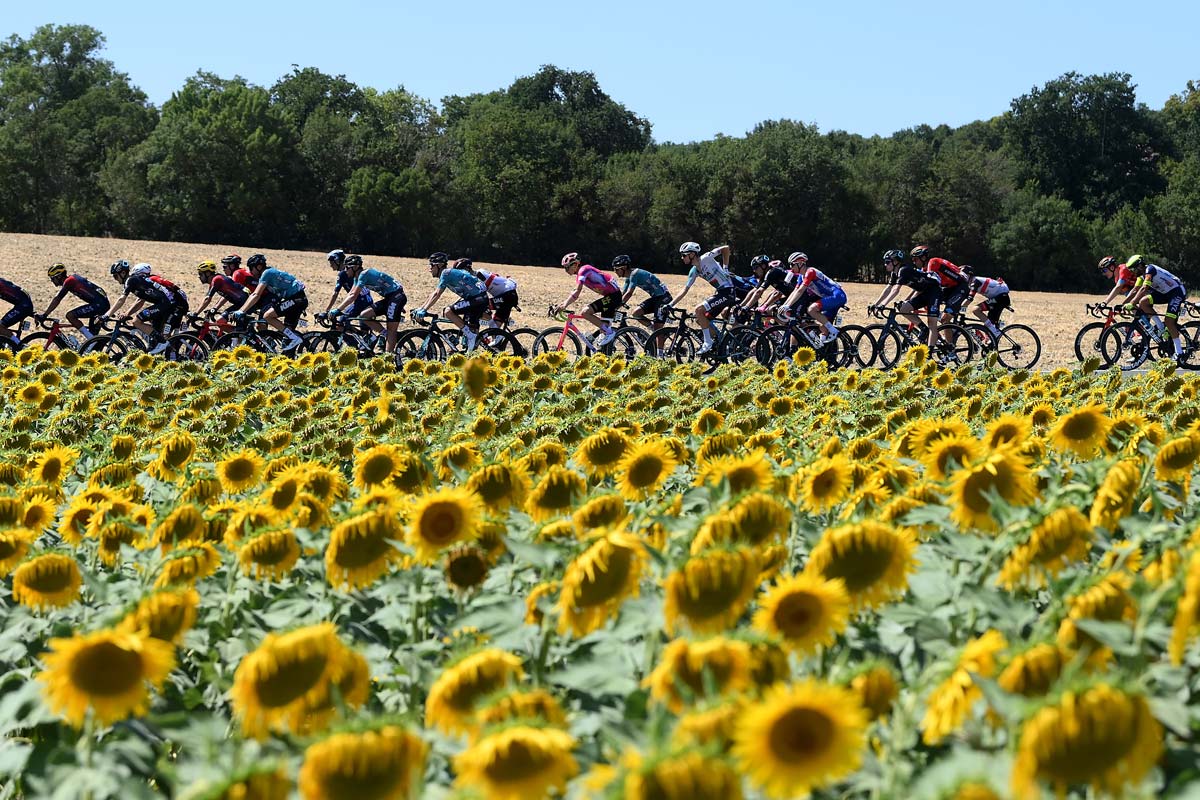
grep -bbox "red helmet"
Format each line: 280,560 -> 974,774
910,245 -> 931,259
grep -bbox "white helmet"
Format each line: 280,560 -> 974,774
787,252 -> 808,265
132,263 -> 152,277
678,241 -> 702,255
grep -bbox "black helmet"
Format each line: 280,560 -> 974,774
247,254 -> 267,269
429,251 -> 449,266
611,254 -> 632,269
884,249 -> 905,263
110,260 -> 130,277
453,257 -> 473,271
327,249 -> 346,266
344,254 -> 363,269
749,254 -> 771,270
960,264 -> 975,277
220,253 -> 242,267
909,245 -> 931,260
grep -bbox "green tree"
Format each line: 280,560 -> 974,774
989,188 -> 1093,290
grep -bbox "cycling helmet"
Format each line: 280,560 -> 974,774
197,261 -> 218,276
327,249 -> 346,266
560,252 -> 580,268
884,249 -> 905,263
769,259 -> 783,269
1097,255 -> 1117,271
910,245 -> 930,259
678,242 -> 702,255
246,254 -> 267,269
1125,254 -> 1146,271
131,263 -> 152,278
611,254 -> 632,269
220,254 -> 242,267
344,254 -> 363,269
428,252 -> 449,266
454,258 -> 474,271
749,254 -> 771,270
787,252 -> 808,265
47,263 -> 67,280
110,260 -> 130,277
960,264 -> 975,277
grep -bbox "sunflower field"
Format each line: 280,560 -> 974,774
1,344 -> 1200,800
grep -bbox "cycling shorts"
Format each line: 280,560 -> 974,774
701,286 -> 742,316
348,293 -> 374,317
981,292 -> 1010,324
450,294 -> 490,328
1,302 -> 34,328
906,285 -> 942,316
941,285 -> 971,315
587,292 -> 623,319
69,298 -> 110,322
489,289 -> 519,324
138,304 -> 173,329
272,292 -> 309,329
372,289 -> 408,323
636,293 -> 672,322
1150,286 -> 1187,318
817,287 -> 847,315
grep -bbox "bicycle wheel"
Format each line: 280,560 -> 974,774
1178,322 -> 1200,370
874,329 -> 908,369
603,326 -> 648,359
506,326 -> 540,358
718,326 -> 760,365
394,329 -> 447,362
531,328 -> 584,358
1099,322 -> 1150,371
164,334 -> 210,363
838,324 -> 872,368
935,323 -> 976,366
1073,322 -> 1109,364
820,330 -> 856,368
80,334 -> 133,363
302,332 -> 344,354
759,325 -> 800,362
19,332 -> 68,351
655,328 -> 696,362
476,327 -> 521,356
993,324 -> 1041,369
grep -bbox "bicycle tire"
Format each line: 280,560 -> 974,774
505,326 -> 540,358
718,325 -> 760,365
1099,322 -> 1150,371
655,328 -> 696,362
80,334 -> 134,363
1073,321 -> 1109,363
836,324 -> 872,368
603,326 -> 648,359
821,330 -> 857,369
531,328 -> 584,358
164,334 -> 210,363
301,331 -> 342,354
475,327 -> 521,356
394,329 -> 447,362
874,329 -> 908,369
935,323 -> 976,366
19,331 -> 69,351
993,323 -> 1041,370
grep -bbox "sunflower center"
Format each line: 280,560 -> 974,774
574,546 -> 633,607
810,469 -> 840,499
535,477 -> 577,510
769,707 -> 835,761
69,641 -> 144,696
1161,441 -> 1199,470
774,592 -> 823,637
446,551 -> 489,588
248,533 -> 295,565
269,480 -> 298,511
483,739 -> 557,782
25,563 -> 76,592
335,529 -> 394,569
38,459 -> 64,483
584,437 -> 627,468
419,501 -> 465,546
1060,414 -> 1099,441
224,458 -> 255,482
317,766 -> 404,800
674,563 -> 752,620
819,542 -> 894,593
445,671 -> 507,711
361,454 -> 397,486
254,652 -> 331,708
627,455 -> 666,489
726,466 -> 764,494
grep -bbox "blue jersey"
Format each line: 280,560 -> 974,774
355,268 -> 403,296
622,268 -> 669,298
337,270 -> 372,302
438,268 -> 486,299
257,267 -> 305,298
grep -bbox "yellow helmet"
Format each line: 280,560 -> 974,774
47,263 -> 67,279
1125,254 -> 1146,271
197,260 -> 218,275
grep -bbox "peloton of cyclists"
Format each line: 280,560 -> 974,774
673,242 -> 745,355
230,254 -> 308,353
104,261 -> 189,355
1120,254 -> 1187,359
194,261 -> 249,318
779,252 -> 846,346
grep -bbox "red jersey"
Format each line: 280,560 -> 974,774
232,268 -> 259,290
63,274 -> 107,304
1113,264 -> 1134,290
149,275 -> 180,292
924,257 -> 966,288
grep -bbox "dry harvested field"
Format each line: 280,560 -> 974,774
1,232 -> 1095,368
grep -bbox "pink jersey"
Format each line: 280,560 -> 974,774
576,264 -> 620,295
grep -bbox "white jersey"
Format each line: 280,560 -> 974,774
971,276 -> 1009,299
689,249 -> 733,289
476,269 -> 517,296
1141,265 -> 1184,294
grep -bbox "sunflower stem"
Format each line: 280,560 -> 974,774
533,624 -> 554,685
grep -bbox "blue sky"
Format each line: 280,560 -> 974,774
8,0 -> 1199,143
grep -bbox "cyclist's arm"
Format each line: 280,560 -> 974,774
195,287 -> 217,314
416,287 -> 444,315
125,298 -> 146,318
334,286 -> 362,314
1123,280 -> 1148,307
871,284 -> 897,308
673,271 -> 699,306
42,286 -> 70,317
235,284 -> 268,314
107,292 -> 132,318
1100,284 -> 1126,306
712,245 -> 731,267
621,286 -> 636,304
324,286 -> 342,313
559,285 -> 583,311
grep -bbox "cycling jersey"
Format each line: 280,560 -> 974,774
63,275 -> 107,304
971,276 -> 1009,299
232,268 -> 260,291
0,278 -> 32,307
576,264 -> 621,296
208,275 -> 249,305
337,270 -> 373,304
1138,265 -> 1184,294
689,250 -> 734,289
257,267 -> 305,298
354,268 -> 404,297
149,275 -> 180,292
760,267 -> 793,295
924,257 -> 967,288
124,275 -> 172,306
622,268 -> 669,298
797,267 -> 842,298
1112,265 -> 1135,290
894,265 -> 941,291
438,268 -> 486,299
476,269 -> 518,296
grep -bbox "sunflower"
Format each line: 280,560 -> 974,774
525,466 -> 587,522
1169,549 -> 1200,665
673,698 -> 745,750
623,748 -> 743,800
118,588 -> 200,644
804,521 -> 917,610
466,462 -> 532,512
732,679 -> 868,800
32,445 -> 78,485
407,486 -> 481,564
298,725 -> 428,800
294,646 -> 372,735
663,548 -> 760,634
694,450 -> 773,496
726,493 -> 790,547
326,510 -> 405,590
849,663 -> 899,721
19,493 -> 56,534
1011,684 -> 1162,800
0,528 -> 34,575
149,503 -> 206,550
752,573 -> 850,655
425,648 -> 525,735
150,431 -> 197,481
1090,458 -> 1142,529
997,506 -> 1093,590
572,426 -> 631,479
238,529 -> 300,581
1057,573 -> 1136,655
444,544 -> 491,593
791,455 -> 854,513
949,450 -> 1039,532
556,531 -> 645,637
200,766 -> 292,800
692,408 -> 725,435
12,552 -> 82,609
1155,434 -> 1200,482
17,381 -> 46,406
573,493 -> 628,532
155,543 -> 222,588
614,437 -> 680,501
908,418 -> 972,458
475,688 -> 568,733
216,450 -> 266,494
230,623 -> 353,738
921,630 -> 1007,744
453,725 -> 577,800
1048,403 -> 1111,458
38,627 -> 176,727
354,443 -> 406,490
920,435 -> 985,481
437,443 -> 482,481
644,637 -> 753,712
997,642 -> 1065,697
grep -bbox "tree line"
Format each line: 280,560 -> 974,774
2,23 -> 1199,291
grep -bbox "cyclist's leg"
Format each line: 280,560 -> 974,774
1164,289 -> 1186,355
1,304 -> 32,344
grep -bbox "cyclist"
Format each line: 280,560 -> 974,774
330,255 -> 407,352
961,267 -> 1011,339
220,253 -> 243,278
869,249 -> 910,309
321,249 -> 374,319
41,263 -> 110,340
779,253 -> 846,345
672,241 -> 739,355
1097,256 -> 1137,307
875,250 -> 942,349
911,245 -> 970,330
554,253 -> 621,347
472,263 -> 521,329
194,261 -> 248,317
0,276 -> 34,348
740,255 -> 781,309
104,262 -> 181,355
1122,254 -> 1186,359
414,252 -> 489,350
613,254 -> 671,326
146,271 -> 190,332
231,254 -> 308,352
